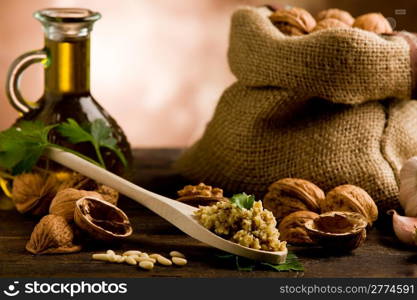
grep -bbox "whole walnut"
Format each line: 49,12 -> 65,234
312,18 -> 351,32
49,188 -> 104,222
353,13 -> 393,34
263,178 -> 323,221
269,7 -> 316,36
316,8 -> 354,26
59,173 -> 118,205
320,184 -> 378,226
279,210 -> 319,244
26,214 -> 82,255
12,173 -> 59,216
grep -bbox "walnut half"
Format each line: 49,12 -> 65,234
177,183 -> 226,207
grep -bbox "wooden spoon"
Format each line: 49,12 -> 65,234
46,147 -> 287,264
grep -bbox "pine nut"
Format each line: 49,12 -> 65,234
106,250 -> 115,256
92,253 -> 109,261
172,257 -> 187,266
136,257 -> 156,263
123,250 -> 142,256
115,255 -> 125,263
149,253 -> 160,259
107,253 -> 117,262
129,254 -> 140,261
139,260 -> 154,270
125,256 -> 137,265
140,253 -> 149,258
169,251 -> 185,258
157,255 -> 172,266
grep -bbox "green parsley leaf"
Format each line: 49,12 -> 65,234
0,121 -> 56,174
57,118 -> 127,169
215,251 -> 304,272
260,252 -> 304,272
0,120 -> 107,175
230,193 -> 255,210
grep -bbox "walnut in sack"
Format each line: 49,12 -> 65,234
177,183 -> 226,207
313,18 -> 351,32
353,13 -> 393,34
316,8 -> 354,26
269,7 -> 316,36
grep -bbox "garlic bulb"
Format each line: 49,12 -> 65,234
387,210 -> 417,246
399,156 -> 417,217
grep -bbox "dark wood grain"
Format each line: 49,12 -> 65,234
0,149 -> 415,278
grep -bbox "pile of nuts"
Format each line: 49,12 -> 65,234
263,178 -> 378,251
92,249 -> 187,271
269,7 -> 393,36
12,171 -> 132,255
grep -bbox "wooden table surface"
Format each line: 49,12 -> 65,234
1,149 -> 416,278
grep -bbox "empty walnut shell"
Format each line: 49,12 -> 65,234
177,183 -> 226,207
59,173 -> 118,205
305,211 -> 367,252
269,7 -> 316,36
26,214 -> 82,255
316,8 -> 354,26
353,13 -> 393,34
278,210 -> 319,245
312,18 -> 351,32
320,185 -> 378,226
263,178 -> 323,221
49,188 -> 104,222
74,196 -> 132,242
12,173 -> 59,216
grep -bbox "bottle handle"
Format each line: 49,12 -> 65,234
6,50 -> 47,114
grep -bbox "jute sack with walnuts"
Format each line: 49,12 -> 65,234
175,6 -> 417,213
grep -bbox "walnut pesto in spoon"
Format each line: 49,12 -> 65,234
194,193 -> 287,252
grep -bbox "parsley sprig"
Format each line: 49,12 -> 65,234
215,252 -> 304,272
0,119 -> 127,175
57,118 -> 127,170
230,193 -> 255,210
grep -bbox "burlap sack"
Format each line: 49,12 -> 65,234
175,6 -> 417,212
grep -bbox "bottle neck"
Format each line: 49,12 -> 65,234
44,37 -> 90,95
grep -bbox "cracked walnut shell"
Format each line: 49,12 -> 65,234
320,185 -> 378,226
177,183 -> 226,207
278,210 -> 319,245
26,214 -> 82,255
353,13 -> 393,34
269,7 -> 316,36
74,196 -> 132,242
316,8 -> 354,26
263,178 -> 323,221
305,211 -> 367,252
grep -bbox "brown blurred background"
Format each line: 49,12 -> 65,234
1,0 -> 416,147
